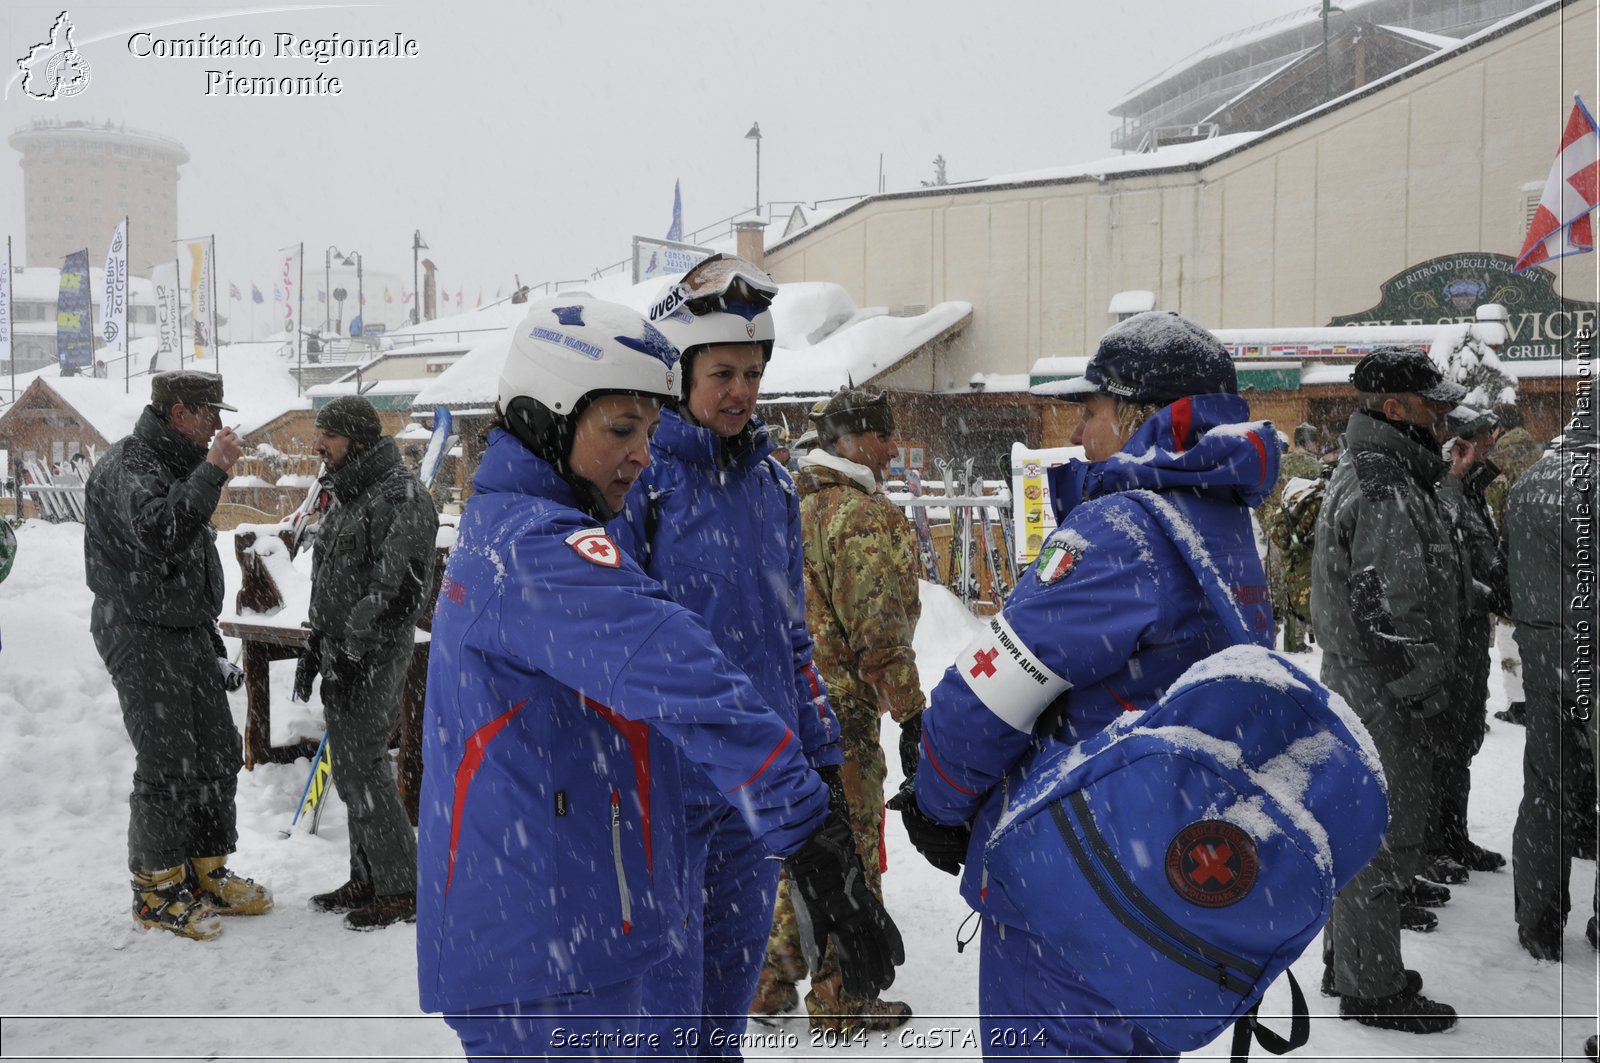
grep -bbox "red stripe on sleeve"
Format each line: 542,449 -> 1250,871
725,727 -> 794,793
922,729 -> 978,796
1170,397 -> 1193,455
445,700 -> 526,896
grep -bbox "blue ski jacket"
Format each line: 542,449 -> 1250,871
914,395 -> 1277,924
417,429 -> 830,1013
610,408 -> 842,801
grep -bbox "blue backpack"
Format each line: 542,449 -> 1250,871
981,491 -> 1389,1060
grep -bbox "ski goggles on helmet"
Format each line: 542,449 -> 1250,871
650,254 -> 778,323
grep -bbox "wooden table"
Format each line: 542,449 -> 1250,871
221,528 -> 438,826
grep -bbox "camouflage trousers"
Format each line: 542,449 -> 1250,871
761,693 -> 888,988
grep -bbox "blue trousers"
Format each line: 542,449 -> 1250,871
980,919 -> 1174,1063
445,978 -> 644,1061
638,800 -> 782,1060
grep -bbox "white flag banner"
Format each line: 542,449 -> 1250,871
99,217 -> 128,356
0,239 -> 12,369
280,244 -> 300,342
151,261 -> 180,372
185,237 -> 214,360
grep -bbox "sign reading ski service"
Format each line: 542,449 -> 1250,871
1330,252 -> 1597,362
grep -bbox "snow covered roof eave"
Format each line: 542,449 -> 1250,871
760,304 -> 973,397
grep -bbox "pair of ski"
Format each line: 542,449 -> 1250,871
279,406 -> 455,838
908,460 -> 1015,608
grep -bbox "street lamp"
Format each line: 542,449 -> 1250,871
744,121 -> 762,216
323,244 -> 342,334
412,230 -> 428,325
346,250 -> 364,336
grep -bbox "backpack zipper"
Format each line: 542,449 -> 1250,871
1053,792 -> 1261,996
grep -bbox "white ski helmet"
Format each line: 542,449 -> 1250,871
497,297 -> 679,473
648,254 -> 778,382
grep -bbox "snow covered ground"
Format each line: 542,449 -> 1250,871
0,518 -> 1595,1061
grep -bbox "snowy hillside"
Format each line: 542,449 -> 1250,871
0,519 -> 1594,1061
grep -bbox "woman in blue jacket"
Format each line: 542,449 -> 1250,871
418,298 -> 901,1061
609,256 -> 845,1056
899,312 -> 1278,1062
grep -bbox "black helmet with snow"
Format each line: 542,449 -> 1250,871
498,298 -> 678,511
649,254 -> 777,396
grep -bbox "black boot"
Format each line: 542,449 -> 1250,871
1340,987 -> 1457,1033
1450,840 -> 1506,872
344,892 -> 415,931
311,879 -> 376,913
1519,924 -> 1563,961
1494,702 -> 1527,725
1400,904 -> 1438,932
1406,877 -> 1451,908
1424,854 -> 1469,884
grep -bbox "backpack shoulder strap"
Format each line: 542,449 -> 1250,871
1228,969 -> 1309,1063
1119,489 -> 1254,646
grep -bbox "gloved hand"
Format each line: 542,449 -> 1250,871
216,658 -> 245,692
886,778 -> 969,876
898,714 -> 922,780
785,780 -> 905,999
291,651 -> 318,703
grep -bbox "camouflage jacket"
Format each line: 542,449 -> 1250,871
794,452 -> 925,723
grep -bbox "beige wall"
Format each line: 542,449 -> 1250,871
765,0 -> 1599,389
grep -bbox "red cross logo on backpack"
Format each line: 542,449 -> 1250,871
1165,820 -> 1259,908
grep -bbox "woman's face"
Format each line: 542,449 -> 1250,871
1071,393 -> 1127,462
568,394 -> 660,513
685,343 -> 765,439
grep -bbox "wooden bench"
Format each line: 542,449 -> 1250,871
220,527 -> 441,826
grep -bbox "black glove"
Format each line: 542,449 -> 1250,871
886,778 -> 970,877
898,715 -> 922,780
217,658 -> 245,692
292,635 -> 320,703
785,792 -> 905,999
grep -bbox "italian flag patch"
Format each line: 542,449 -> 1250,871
1035,540 -> 1082,584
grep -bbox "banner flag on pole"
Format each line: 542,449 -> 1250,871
184,237 -> 215,360
99,217 -> 129,357
57,250 -> 93,372
665,179 -> 683,242
252,284 -> 264,304
1515,94 -> 1600,272
0,238 -> 12,382
151,261 -> 180,373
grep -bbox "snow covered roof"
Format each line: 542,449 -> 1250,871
5,338 -> 311,440
12,266 -> 156,304
413,275 -> 973,410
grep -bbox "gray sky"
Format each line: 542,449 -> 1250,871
1,0 -> 1305,315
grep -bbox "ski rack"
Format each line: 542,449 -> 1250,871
889,460 -> 1015,612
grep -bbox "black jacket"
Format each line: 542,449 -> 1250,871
84,407 -> 227,630
309,437 -> 439,658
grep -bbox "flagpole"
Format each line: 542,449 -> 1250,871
208,235 -> 219,375
7,237 -> 14,403
174,255 -> 184,369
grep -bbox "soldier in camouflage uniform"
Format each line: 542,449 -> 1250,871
1261,424 -> 1326,652
754,388 -> 924,1034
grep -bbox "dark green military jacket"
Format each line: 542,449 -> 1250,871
1439,459 -> 1508,619
309,437 -> 439,659
1311,410 -> 1463,713
1504,440 -> 1596,704
84,407 -> 228,630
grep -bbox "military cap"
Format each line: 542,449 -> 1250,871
1351,346 -> 1467,403
151,370 -> 237,412
811,388 -> 895,445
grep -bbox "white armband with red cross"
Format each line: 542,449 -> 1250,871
955,611 -> 1071,733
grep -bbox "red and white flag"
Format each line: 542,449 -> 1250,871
1515,95 -> 1600,272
